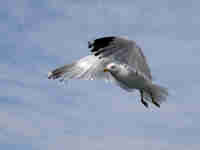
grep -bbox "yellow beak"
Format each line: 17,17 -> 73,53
104,68 -> 109,72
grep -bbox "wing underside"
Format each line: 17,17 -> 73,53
48,55 -> 111,81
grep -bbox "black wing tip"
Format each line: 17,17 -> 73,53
94,36 -> 116,42
88,36 -> 116,52
88,41 -> 93,48
48,70 -> 63,80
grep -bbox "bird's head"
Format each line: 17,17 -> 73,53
104,63 -> 120,74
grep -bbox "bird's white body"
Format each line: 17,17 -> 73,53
106,63 -> 150,91
120,71 -> 148,90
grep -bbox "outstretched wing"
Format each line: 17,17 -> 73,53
48,54 -> 135,91
89,36 -> 152,80
48,55 -> 112,81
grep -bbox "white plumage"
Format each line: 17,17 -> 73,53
48,36 -> 168,108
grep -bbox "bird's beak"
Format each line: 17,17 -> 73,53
104,68 -> 109,72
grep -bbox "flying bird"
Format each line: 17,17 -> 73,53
48,36 -> 168,108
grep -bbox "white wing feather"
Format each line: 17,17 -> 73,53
48,55 -> 111,81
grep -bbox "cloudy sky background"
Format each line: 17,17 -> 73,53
1,0 -> 200,149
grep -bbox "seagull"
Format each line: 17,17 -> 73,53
48,36 -> 168,108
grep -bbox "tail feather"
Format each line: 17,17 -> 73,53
143,84 -> 168,107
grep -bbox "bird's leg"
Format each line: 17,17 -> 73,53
135,70 -> 138,76
150,92 -> 160,108
140,90 -> 148,108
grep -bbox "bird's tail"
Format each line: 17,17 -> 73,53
143,83 -> 168,107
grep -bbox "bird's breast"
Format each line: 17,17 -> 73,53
114,69 -> 148,90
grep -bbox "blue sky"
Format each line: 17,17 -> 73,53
1,0 -> 200,149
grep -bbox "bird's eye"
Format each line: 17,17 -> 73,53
111,65 -> 116,69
